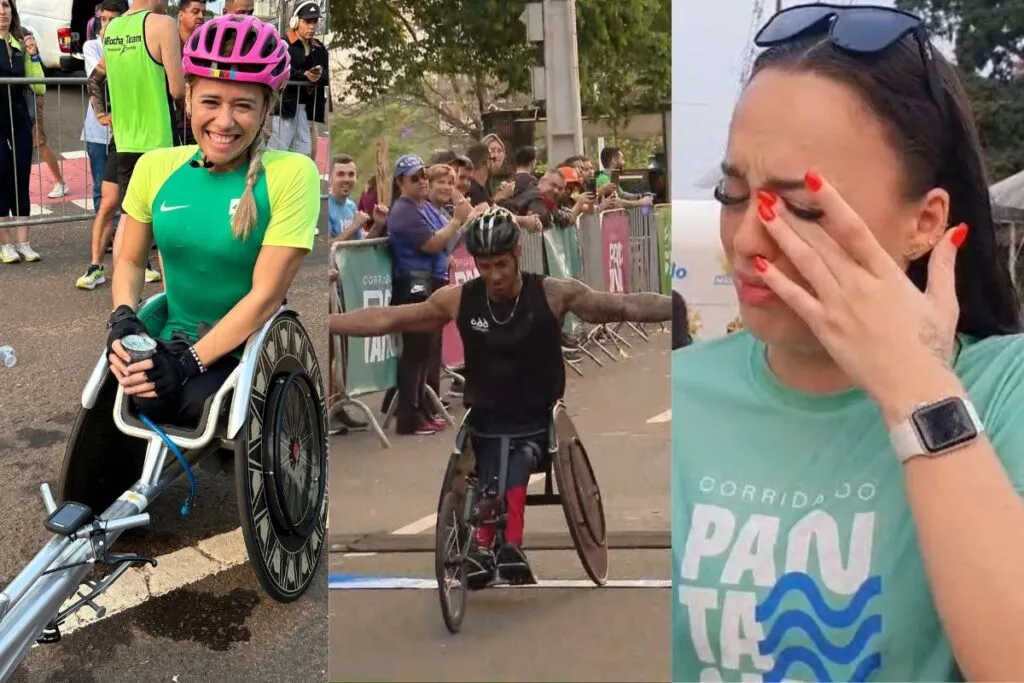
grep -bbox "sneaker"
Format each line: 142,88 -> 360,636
0,243 -> 19,263
496,544 -> 536,585
412,422 -> 438,436
76,264 -> 106,290
15,243 -> 40,262
465,546 -> 496,591
145,268 -> 162,283
430,416 -> 448,430
47,182 -> 69,199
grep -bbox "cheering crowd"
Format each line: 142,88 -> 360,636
327,133 -> 658,436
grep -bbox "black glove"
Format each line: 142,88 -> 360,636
107,305 -> 146,358
146,343 -> 203,400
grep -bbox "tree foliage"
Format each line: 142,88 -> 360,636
331,0 -> 669,137
898,0 -> 1024,181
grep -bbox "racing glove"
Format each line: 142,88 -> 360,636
146,342 -> 204,400
107,305 -> 147,358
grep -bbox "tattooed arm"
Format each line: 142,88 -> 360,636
329,284 -> 461,336
544,277 -> 672,324
87,58 -> 108,117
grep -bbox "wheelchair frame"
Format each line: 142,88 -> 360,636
434,400 -> 608,633
0,293 -> 327,681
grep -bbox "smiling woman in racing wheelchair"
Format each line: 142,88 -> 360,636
105,15 -> 320,423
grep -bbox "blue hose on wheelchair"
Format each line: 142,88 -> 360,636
138,413 -> 197,516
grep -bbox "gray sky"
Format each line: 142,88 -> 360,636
671,0 -> 955,200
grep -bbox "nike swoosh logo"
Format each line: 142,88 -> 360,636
160,203 -> 189,212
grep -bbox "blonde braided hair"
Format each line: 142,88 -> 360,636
231,134 -> 266,240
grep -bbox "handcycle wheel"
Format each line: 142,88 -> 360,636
435,489 -> 470,634
552,404 -> 609,586
235,314 -> 328,603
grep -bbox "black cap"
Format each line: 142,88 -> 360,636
295,2 -> 321,20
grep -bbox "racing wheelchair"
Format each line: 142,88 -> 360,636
0,293 -> 327,681
433,401 -> 607,633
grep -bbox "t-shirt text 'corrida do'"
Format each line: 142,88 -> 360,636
671,331 -> 1024,683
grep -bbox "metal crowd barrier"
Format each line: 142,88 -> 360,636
0,77 -> 329,231
325,204 -> 671,445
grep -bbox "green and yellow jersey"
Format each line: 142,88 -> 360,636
122,145 -> 319,342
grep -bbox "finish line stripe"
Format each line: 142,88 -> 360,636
328,575 -> 670,590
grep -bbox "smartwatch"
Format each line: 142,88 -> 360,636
889,396 -> 984,464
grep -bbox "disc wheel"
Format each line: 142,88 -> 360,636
236,314 -> 328,603
552,405 -> 608,586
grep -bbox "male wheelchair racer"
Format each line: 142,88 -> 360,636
434,400 -> 608,634
0,292 -> 327,680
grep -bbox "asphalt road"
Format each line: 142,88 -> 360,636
0,87 -> 331,681
328,334 -> 672,682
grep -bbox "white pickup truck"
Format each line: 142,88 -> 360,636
18,0 -> 96,73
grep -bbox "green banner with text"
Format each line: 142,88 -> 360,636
333,243 -> 398,397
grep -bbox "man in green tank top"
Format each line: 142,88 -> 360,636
83,0 -> 183,288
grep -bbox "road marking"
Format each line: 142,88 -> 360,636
329,575 -> 670,590
70,198 -> 96,211
61,150 -> 88,160
30,527 -> 248,645
646,409 -> 670,424
28,204 -> 52,216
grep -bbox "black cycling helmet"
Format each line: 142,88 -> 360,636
464,206 -> 519,257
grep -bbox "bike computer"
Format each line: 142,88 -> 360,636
45,501 -> 93,536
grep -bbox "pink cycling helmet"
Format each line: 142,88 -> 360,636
183,15 -> 291,92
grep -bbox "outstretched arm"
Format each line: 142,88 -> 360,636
546,277 -> 671,324
330,284 -> 460,336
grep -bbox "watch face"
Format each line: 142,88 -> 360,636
912,397 -> 978,452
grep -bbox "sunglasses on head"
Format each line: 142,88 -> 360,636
754,3 -> 947,121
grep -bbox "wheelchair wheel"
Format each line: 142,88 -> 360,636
58,371 -> 147,513
552,404 -> 609,586
436,489 -> 470,634
235,313 -> 328,603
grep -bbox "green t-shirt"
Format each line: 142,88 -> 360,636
122,145 -> 320,342
671,331 -> 1024,682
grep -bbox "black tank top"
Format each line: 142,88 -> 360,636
456,272 -> 565,424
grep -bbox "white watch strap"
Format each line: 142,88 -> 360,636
890,397 -> 984,464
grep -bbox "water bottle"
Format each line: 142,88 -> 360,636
0,346 -> 16,368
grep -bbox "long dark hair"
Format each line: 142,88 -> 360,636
751,34 -> 1021,338
5,0 -> 24,40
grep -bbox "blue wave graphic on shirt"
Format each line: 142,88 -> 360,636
756,572 -> 882,682
756,572 -> 881,628
759,612 -> 881,662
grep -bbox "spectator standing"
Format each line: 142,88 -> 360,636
270,1 -> 328,158
0,0 -> 36,263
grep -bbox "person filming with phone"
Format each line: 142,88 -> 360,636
269,0 -> 326,156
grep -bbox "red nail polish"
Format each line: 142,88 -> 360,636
753,256 -> 769,273
756,189 -> 776,205
951,223 -> 969,248
805,170 -> 822,192
757,199 -> 775,222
